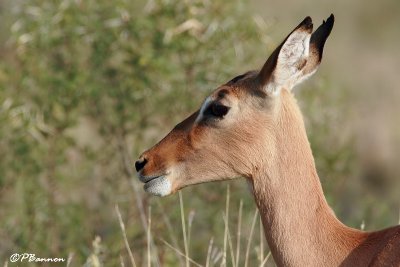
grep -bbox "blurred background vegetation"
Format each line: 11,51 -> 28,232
0,0 -> 399,266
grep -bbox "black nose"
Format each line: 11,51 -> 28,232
135,157 -> 148,172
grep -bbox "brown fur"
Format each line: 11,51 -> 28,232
137,15 -> 400,266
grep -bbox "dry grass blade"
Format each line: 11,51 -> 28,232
244,209 -> 259,267
66,252 -> 74,267
259,217 -> 264,264
360,220 -> 365,231
147,206 -> 152,267
260,252 -> 272,267
235,200 -> 243,266
120,254 -> 126,267
212,251 -> 223,265
221,185 -> 230,267
156,199 -> 184,266
115,205 -> 137,267
117,136 -> 160,266
179,192 -> 190,267
222,213 -> 236,267
205,237 -> 214,267
188,210 -> 196,263
160,238 -> 204,267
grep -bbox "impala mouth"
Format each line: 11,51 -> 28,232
138,173 -> 166,183
138,173 -> 172,197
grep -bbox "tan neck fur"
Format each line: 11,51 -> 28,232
251,90 -> 366,267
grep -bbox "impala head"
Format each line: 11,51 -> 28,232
136,15 -> 334,196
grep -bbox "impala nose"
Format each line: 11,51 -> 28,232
135,157 -> 148,172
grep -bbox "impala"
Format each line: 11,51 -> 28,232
135,15 -> 400,266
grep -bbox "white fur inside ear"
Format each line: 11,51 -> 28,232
295,68 -> 317,87
266,31 -> 310,94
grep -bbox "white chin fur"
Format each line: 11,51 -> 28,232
143,176 -> 172,197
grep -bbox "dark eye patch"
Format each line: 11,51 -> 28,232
204,102 -> 230,118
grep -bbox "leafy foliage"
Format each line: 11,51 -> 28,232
0,0 -> 264,265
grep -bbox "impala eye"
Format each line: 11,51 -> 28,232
205,103 -> 230,118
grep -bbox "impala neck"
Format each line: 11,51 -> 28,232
251,90 -> 365,267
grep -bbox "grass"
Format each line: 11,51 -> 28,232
101,186 -> 273,267
115,205 -> 137,267
3,182 -> 398,267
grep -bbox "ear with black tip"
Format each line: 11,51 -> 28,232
257,14 -> 335,93
257,16 -> 313,94
300,14 -> 335,79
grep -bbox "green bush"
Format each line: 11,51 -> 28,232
0,0 -> 265,265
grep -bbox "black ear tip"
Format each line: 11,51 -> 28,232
317,14 -> 334,35
303,16 -> 313,29
296,16 -> 313,32
327,14 -> 335,25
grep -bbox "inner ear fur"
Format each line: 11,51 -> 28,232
257,16 -> 313,89
257,14 -> 335,92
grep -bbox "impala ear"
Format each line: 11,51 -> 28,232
298,14 -> 335,83
257,14 -> 334,94
257,16 -> 313,94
